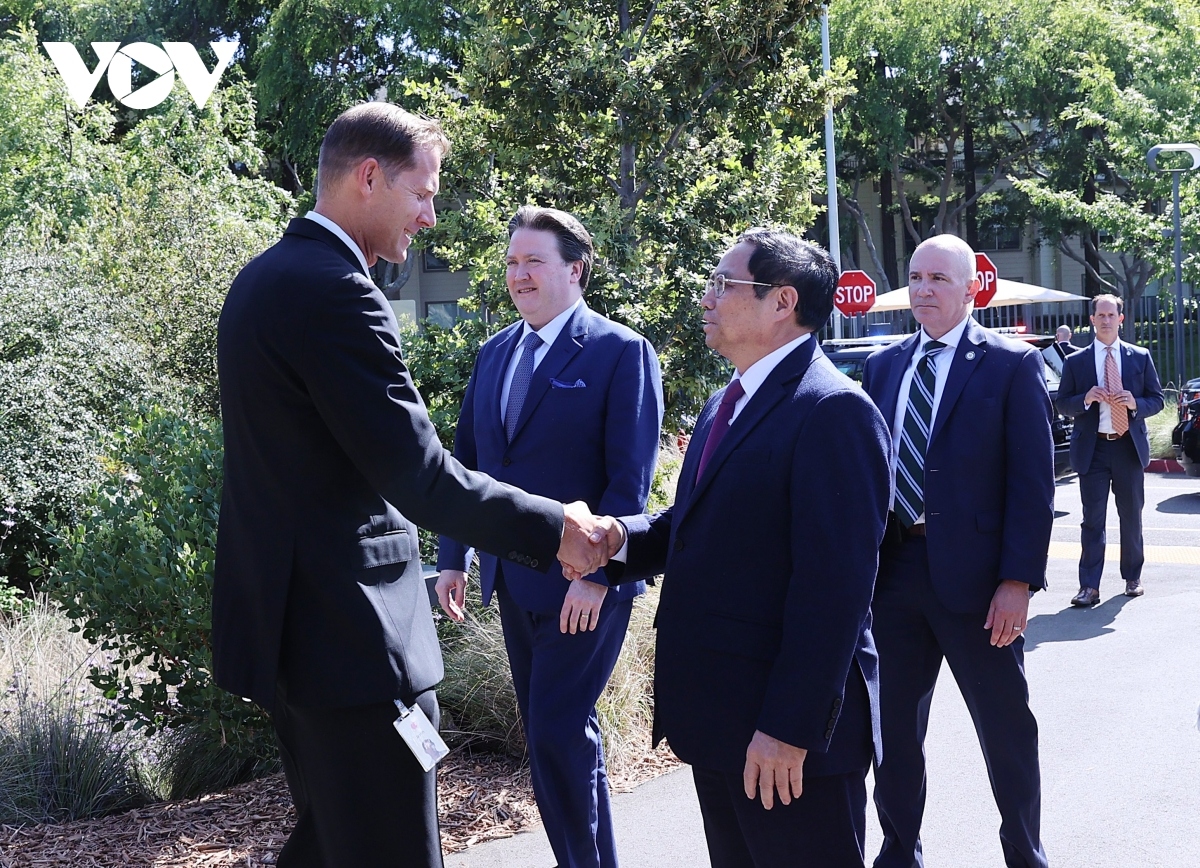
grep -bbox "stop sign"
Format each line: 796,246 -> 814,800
974,253 -> 999,308
834,270 -> 877,316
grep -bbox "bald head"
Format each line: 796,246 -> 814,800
912,234 -> 977,285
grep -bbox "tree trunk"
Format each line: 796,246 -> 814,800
879,167 -> 899,288
963,120 -> 978,249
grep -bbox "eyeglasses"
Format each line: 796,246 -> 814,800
704,273 -> 780,298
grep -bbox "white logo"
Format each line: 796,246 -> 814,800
42,41 -> 239,110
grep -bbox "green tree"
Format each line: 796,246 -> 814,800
403,0 -> 840,427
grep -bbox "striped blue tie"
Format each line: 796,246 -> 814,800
894,340 -> 946,528
505,331 -> 543,442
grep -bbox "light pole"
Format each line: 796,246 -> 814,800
821,5 -> 843,339
1147,143 -> 1200,385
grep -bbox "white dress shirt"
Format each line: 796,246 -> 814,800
1089,338 -> 1124,434
889,315 -> 971,519
304,210 -> 371,278
499,298 -> 584,425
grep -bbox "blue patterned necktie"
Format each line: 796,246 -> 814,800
505,331 -> 543,442
894,340 -> 947,528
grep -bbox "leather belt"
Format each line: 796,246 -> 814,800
1098,432 -> 1126,441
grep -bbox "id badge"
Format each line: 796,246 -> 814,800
392,699 -> 450,772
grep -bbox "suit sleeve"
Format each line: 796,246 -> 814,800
757,390 -> 891,751
301,276 -> 564,569
1134,352 -> 1166,420
436,347 -> 485,573
609,507 -> 674,584
1000,348 -> 1055,588
1055,353 -> 1091,417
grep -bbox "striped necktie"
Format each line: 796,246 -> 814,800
505,331 -> 543,442
1104,346 -> 1129,436
894,340 -> 947,528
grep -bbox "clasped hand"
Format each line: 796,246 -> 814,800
1084,385 -> 1136,411
557,504 -> 626,581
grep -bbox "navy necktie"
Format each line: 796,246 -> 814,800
695,378 -> 746,482
894,340 -> 946,527
505,331 -> 543,442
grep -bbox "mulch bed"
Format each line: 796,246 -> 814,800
0,746 -> 680,867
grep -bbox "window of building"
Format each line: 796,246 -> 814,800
978,224 -> 1023,250
425,301 -> 461,328
423,250 -> 451,272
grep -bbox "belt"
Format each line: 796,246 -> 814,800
1098,432 -> 1126,441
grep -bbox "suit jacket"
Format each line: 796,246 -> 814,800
862,319 -> 1055,614
614,340 -> 891,778
213,218 -> 564,710
437,302 -> 663,614
1055,340 -> 1165,471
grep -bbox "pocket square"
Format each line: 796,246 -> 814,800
550,377 -> 587,389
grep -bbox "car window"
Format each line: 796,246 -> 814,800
832,360 -> 865,383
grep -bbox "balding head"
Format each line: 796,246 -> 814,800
912,234 -> 977,285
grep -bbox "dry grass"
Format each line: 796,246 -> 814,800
1148,391 -> 1180,460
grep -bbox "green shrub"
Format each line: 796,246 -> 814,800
0,598 -> 150,824
0,251 -> 164,585
43,405 -> 278,795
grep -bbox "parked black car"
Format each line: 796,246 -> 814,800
821,331 -> 1075,479
1172,384 -> 1200,477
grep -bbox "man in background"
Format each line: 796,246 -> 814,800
862,234 -> 1053,868
436,206 -> 663,868
1056,324 -> 1080,355
1056,294 -> 1164,606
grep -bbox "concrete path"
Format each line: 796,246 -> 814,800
447,473 -> 1200,867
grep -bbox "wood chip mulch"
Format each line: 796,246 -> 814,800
0,746 -> 681,867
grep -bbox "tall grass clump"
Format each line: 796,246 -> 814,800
1148,391 -> 1179,459
0,598 -> 150,825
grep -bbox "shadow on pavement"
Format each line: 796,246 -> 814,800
1156,493 -> 1200,515
1023,594 -> 1134,652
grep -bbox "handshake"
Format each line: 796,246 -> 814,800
557,501 -> 627,581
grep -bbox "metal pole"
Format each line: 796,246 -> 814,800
1173,172 -> 1185,386
822,6 -> 843,339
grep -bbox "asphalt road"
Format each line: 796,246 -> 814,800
447,473 -> 1200,868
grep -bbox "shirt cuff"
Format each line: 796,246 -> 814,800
611,521 -> 630,563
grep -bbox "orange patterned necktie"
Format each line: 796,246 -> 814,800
1105,346 -> 1129,436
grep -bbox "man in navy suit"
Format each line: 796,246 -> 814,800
589,229 -> 892,866
1056,294 -> 1165,606
862,234 -> 1054,868
215,105 -> 605,868
435,206 -> 663,868
1056,325 -> 1080,355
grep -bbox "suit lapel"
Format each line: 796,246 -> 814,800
507,303 -> 588,443
928,319 -> 986,447
875,335 -> 921,432
681,339 -> 818,523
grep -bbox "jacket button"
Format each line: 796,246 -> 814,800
825,728 -> 835,739
674,539 -> 684,552
503,457 -> 512,467
832,697 -> 842,709
507,551 -> 518,560
530,559 -> 538,569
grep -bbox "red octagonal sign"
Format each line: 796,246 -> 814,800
974,252 -> 999,308
834,270 -> 877,316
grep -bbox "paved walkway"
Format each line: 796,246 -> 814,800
447,473 -> 1200,867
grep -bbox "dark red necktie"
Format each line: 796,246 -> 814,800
695,379 -> 745,482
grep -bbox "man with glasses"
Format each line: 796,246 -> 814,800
587,229 -> 892,866
862,234 -> 1053,868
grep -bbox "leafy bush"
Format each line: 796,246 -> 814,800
0,598 -> 150,824
0,249 -> 164,585
43,405 -> 278,797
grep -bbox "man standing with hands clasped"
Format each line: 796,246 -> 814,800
588,229 -> 892,866
435,205 -> 663,868
1056,294 -> 1164,607
862,234 -> 1054,868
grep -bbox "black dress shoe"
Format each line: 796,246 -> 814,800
1125,579 -> 1144,597
1071,587 -> 1100,607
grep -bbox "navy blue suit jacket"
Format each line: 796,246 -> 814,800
1056,341 -> 1165,472
214,219 -> 564,709
614,340 -> 891,778
862,319 -> 1055,613
437,302 -> 663,614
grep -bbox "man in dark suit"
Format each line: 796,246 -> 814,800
1056,325 -> 1080,356
588,229 -> 892,866
434,206 -> 663,868
213,103 -> 605,868
862,234 -> 1054,868
1056,294 -> 1165,606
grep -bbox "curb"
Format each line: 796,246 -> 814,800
1147,458 -> 1185,473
